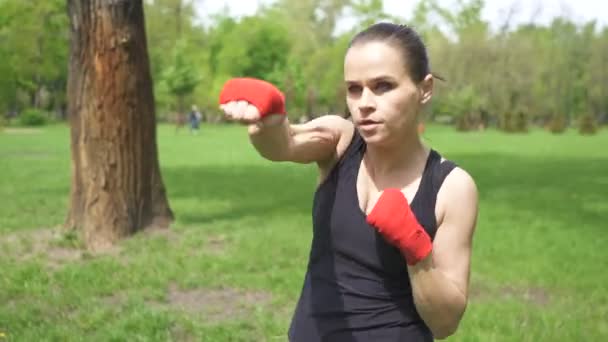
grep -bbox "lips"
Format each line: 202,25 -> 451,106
358,119 -> 380,126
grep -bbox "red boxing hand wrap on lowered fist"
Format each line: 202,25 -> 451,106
366,189 -> 433,266
219,78 -> 286,118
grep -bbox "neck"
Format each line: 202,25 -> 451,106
364,131 -> 428,180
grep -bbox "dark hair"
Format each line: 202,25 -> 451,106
348,22 -> 444,83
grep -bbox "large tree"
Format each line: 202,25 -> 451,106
66,0 -> 173,250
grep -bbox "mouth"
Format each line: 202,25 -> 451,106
357,119 -> 381,126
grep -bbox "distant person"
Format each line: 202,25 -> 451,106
219,22 -> 479,341
189,105 -> 202,134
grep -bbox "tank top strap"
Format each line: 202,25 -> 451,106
338,128 -> 365,166
431,157 -> 457,195
316,128 -> 365,192
410,150 -> 457,239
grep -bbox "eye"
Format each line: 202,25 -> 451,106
347,84 -> 362,95
375,81 -> 394,92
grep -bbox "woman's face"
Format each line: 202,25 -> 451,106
344,41 -> 432,146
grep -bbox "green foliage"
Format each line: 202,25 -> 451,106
0,53 -> 17,111
3,0 -> 608,135
212,15 -> 290,81
428,0 -> 488,39
351,0 -> 399,28
0,0 -> 68,111
436,85 -> 487,131
196,12 -> 295,116
162,39 -> 201,98
18,109 -> 47,127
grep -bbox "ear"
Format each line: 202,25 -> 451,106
419,74 -> 433,105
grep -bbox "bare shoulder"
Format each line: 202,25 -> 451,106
331,116 -> 356,160
436,166 -> 479,229
442,167 -> 478,199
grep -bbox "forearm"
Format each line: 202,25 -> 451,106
247,115 -> 292,161
408,254 -> 467,339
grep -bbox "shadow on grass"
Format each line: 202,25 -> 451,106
455,153 -> 608,228
162,153 -> 608,229
163,163 -> 318,225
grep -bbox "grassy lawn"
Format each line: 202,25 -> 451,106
1,123 -> 607,341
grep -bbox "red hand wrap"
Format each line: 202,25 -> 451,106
366,188 -> 433,265
218,78 -> 286,117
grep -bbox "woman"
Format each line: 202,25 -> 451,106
219,22 -> 478,341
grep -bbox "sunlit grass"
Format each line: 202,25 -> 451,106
0,123 -> 606,341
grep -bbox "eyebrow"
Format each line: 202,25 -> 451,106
345,76 -> 397,84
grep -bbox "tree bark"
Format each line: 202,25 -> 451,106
66,0 -> 173,250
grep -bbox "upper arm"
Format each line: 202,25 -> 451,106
286,115 -> 354,165
432,167 -> 479,298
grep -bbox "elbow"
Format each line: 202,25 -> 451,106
429,300 -> 467,339
259,150 -> 289,162
250,138 -> 294,163
431,321 -> 460,340
254,140 -> 291,162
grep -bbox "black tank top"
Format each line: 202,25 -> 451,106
288,130 -> 457,341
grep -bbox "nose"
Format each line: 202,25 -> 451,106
358,87 -> 376,114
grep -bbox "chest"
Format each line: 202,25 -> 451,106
356,159 -> 423,216
311,161 -> 440,270
312,155 -> 444,252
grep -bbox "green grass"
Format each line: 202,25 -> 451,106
1,123 -> 607,341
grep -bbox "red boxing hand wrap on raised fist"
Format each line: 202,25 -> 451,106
219,78 -> 286,118
366,189 -> 433,266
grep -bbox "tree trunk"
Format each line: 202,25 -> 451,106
66,0 -> 173,251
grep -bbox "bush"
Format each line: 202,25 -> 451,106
500,112 -> 528,133
547,114 -> 568,134
578,114 -> 598,135
18,109 -> 47,127
514,112 -> 529,133
456,114 -> 473,132
500,112 -> 515,132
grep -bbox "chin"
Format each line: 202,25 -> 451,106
357,128 -> 388,146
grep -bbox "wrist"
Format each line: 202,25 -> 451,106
260,113 -> 286,126
398,226 -> 433,266
405,248 -> 433,270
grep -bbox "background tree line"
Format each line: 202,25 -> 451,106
1,0 -> 606,134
